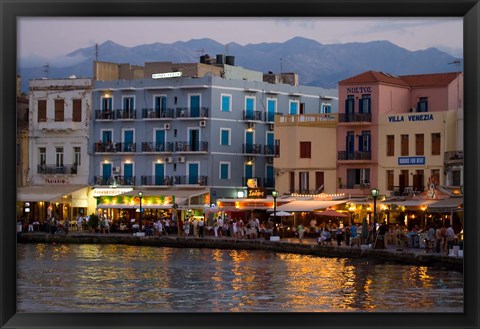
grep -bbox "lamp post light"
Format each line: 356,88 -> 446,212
272,190 -> 278,236
371,188 -> 379,246
138,191 -> 143,224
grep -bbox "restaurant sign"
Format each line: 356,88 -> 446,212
93,188 -> 133,197
247,188 -> 266,199
398,156 -> 425,165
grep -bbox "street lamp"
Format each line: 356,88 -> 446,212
272,190 -> 278,236
138,191 -> 143,223
371,188 -> 379,246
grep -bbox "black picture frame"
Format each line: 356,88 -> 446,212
1,0 -> 479,328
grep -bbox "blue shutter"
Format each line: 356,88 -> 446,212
221,130 -> 229,145
220,163 -> 229,179
221,95 -> 230,112
188,163 -> 199,184
102,163 -> 111,181
245,164 -> 253,179
190,95 -> 200,117
267,99 -> 275,121
155,163 -> 165,185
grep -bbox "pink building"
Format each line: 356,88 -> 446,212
336,71 -> 463,196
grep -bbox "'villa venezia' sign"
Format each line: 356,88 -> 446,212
388,114 -> 434,122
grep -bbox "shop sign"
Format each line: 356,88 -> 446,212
152,71 -> 182,79
93,188 -> 133,197
398,156 -> 425,165
346,86 -> 372,93
247,188 -> 266,198
388,113 -> 434,123
45,178 -> 70,184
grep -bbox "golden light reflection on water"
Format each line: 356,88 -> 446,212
16,244 -> 463,312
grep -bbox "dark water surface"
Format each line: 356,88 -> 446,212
16,243 -> 463,312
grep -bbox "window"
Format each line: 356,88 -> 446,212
289,172 -> 295,193
221,94 -> 231,112
123,96 -> 134,110
401,135 -> 409,156
74,147 -> 81,166
452,170 -> 461,186
54,99 -> 64,122
431,169 -> 440,186
39,147 -> 46,165
289,100 -> 299,115
102,97 -> 112,111
359,94 -> 371,113
431,133 -> 441,155
267,98 -> 276,121
219,162 -> 230,179
220,129 -> 230,146
415,134 -> 424,156
38,100 -> 46,122
55,147 -> 64,167
387,170 -> 394,190
346,168 -> 370,188
299,141 -> 311,158
73,99 -> 82,122
359,131 -> 371,152
417,97 -> 428,112
413,170 -> 424,191
321,103 -> 331,113
154,96 -> 167,111
315,172 -> 324,192
346,95 -> 354,114
387,135 -> 394,156
299,172 -> 309,193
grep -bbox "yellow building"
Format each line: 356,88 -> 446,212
274,113 -> 338,196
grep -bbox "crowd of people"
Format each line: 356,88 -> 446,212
17,213 -> 462,255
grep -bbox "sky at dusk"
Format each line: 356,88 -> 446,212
18,17 -> 463,66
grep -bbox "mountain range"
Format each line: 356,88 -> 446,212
18,37 -> 462,93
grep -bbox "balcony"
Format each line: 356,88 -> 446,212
141,142 -> 174,153
175,107 -> 209,119
243,144 -> 263,155
94,110 -> 115,120
141,176 -> 174,186
337,151 -> 372,161
94,176 -> 136,186
173,175 -> 208,186
175,141 -> 208,153
115,109 -> 137,120
94,142 -> 136,153
264,145 -> 275,156
37,164 -> 78,175
243,110 -> 263,121
338,113 -> 372,123
444,151 -> 463,164
141,108 -> 175,119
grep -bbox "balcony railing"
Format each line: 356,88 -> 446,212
141,176 -> 174,186
94,110 -> 115,120
337,151 -> 372,160
94,176 -> 136,186
444,151 -> 463,163
37,164 -> 78,175
115,109 -> 137,120
173,175 -> 208,186
338,113 -> 372,123
175,107 -> 209,118
243,110 -> 263,121
94,142 -> 137,153
141,142 -> 174,153
175,141 -> 208,152
264,145 -> 275,156
141,108 -> 175,119
243,144 -> 263,154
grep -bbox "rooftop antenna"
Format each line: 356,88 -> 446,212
95,43 -> 99,62
195,48 -> 205,56
43,63 -> 49,78
448,60 -> 461,71
225,44 -> 230,56
448,60 -> 462,108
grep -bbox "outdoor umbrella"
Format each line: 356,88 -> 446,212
269,211 -> 293,217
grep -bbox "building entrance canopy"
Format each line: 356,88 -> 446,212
17,185 -> 87,203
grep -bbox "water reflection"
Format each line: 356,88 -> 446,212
17,243 -> 463,312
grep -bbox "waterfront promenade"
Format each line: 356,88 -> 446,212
17,231 -> 463,272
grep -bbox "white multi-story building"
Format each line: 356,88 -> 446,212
18,78 -> 94,221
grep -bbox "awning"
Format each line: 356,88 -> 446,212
428,197 -> 463,212
274,200 -> 348,212
384,199 -> 437,207
97,203 -> 176,209
17,185 -> 87,202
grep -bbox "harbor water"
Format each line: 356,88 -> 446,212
16,243 -> 463,312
